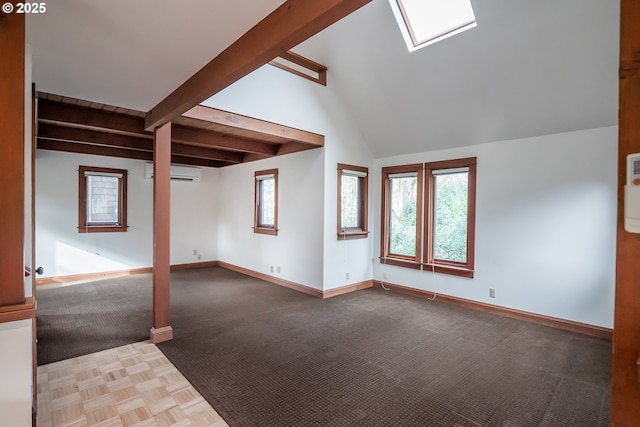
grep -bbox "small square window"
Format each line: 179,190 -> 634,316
78,166 -> 127,233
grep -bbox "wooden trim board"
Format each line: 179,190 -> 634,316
218,261 -> 322,297
372,280 -> 612,340
0,297 -> 36,324
218,262 -> 371,299
322,280 -> 373,299
37,268 -> 152,286
170,261 -> 219,271
150,325 -> 174,344
36,261 -> 219,286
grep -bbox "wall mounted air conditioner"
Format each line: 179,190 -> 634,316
144,163 -> 202,182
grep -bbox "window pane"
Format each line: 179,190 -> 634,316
433,172 -> 468,262
389,176 -> 417,256
341,175 -> 360,229
260,178 -> 275,227
86,175 -> 120,224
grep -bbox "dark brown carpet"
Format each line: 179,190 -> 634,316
37,267 -> 611,426
36,274 -> 151,364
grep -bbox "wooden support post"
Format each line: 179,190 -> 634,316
150,122 -> 173,343
612,0 -> 640,424
0,10 -> 26,307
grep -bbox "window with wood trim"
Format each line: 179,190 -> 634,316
381,157 -> 476,277
78,166 -> 128,233
254,169 -> 278,236
337,163 -> 369,239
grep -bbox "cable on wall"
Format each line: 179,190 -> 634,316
428,262 -> 437,301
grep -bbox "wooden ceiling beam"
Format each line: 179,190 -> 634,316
38,138 -> 151,161
171,156 -> 233,168
38,124 -> 244,163
269,50 -> 328,86
37,138 -> 229,168
38,99 -> 147,138
171,143 -> 244,163
277,141 -> 321,155
242,153 -> 272,163
38,98 -> 283,157
38,123 -> 152,151
182,105 -> 324,147
172,125 -> 279,156
145,0 -> 372,130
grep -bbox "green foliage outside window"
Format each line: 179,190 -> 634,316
433,173 -> 468,262
341,175 -> 359,229
390,177 -> 417,256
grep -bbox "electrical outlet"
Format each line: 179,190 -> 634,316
270,266 -> 273,273
346,272 -> 350,280
193,249 -> 197,255
197,254 -> 201,260
383,272 -> 388,280
489,288 -> 496,298
277,266 -> 281,273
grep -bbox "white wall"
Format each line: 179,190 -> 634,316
204,65 -> 375,291
0,320 -> 33,427
217,150 -> 325,289
35,151 -> 218,277
372,126 -> 617,328
170,173 -> 219,265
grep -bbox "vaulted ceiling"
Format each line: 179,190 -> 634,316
27,0 -> 620,159
295,0 -> 619,156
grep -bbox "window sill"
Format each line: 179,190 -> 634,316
379,257 -> 474,278
254,227 -> 277,236
337,231 -> 369,240
78,225 -> 127,233
422,263 -> 474,278
379,257 -> 421,270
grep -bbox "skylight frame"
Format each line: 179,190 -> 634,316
389,0 -> 477,52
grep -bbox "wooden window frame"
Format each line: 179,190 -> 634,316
337,163 -> 369,240
381,157 -> 476,278
380,164 -> 424,268
78,166 -> 128,233
423,157 -> 476,278
254,168 -> 278,236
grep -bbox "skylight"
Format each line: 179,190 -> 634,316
389,0 -> 477,52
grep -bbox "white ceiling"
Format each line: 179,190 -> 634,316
26,0 -> 285,111
27,0 -> 620,157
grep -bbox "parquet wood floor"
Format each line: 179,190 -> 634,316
37,341 -> 228,427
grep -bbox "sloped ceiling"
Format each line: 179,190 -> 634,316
296,0 -> 620,157
27,0 -> 620,158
